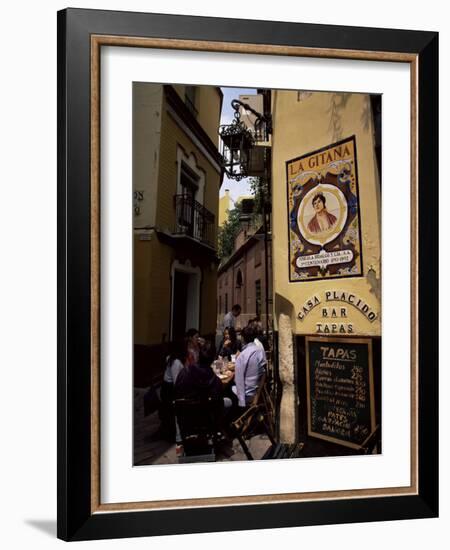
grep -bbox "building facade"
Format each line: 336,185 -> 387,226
217,209 -> 272,331
217,225 -> 272,328
270,90 -> 382,447
218,189 -> 232,227
133,83 -> 223,386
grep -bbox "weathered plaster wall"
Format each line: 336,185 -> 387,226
272,91 -> 381,338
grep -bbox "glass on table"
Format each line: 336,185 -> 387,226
213,357 -> 225,375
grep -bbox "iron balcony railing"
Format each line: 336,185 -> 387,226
173,194 -> 216,249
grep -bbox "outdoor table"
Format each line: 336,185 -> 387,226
217,370 -> 234,385
212,360 -> 235,385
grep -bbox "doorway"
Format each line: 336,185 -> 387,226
170,261 -> 202,341
172,271 -> 190,340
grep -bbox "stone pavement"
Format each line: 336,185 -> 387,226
134,388 -> 271,466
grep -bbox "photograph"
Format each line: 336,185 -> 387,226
132,84 -> 382,465
55,7 -> 439,540
0,0 -> 446,546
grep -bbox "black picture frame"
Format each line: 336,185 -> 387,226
57,8 -> 438,541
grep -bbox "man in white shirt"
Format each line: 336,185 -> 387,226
217,304 -> 242,350
222,304 -> 241,332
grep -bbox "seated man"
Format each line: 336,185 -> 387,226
233,325 -> 267,408
174,340 -> 226,455
174,339 -> 223,402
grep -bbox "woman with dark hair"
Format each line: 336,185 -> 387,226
307,193 -> 337,234
185,327 -> 201,366
217,326 -> 241,360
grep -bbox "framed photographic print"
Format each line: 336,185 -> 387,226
57,8 -> 438,541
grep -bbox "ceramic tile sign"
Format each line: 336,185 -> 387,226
286,136 -> 363,281
306,336 -> 376,449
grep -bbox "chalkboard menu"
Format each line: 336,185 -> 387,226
306,336 -> 375,449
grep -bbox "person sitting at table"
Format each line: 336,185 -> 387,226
247,317 -> 269,351
157,339 -> 187,442
174,340 -> 231,453
217,326 -> 241,360
174,339 -> 224,403
185,328 -> 203,366
232,325 -> 267,408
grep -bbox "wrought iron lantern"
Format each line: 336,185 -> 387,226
219,98 -> 272,181
219,115 -> 254,181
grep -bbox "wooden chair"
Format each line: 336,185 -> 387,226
231,372 -> 276,460
173,397 -> 224,462
358,424 -> 380,454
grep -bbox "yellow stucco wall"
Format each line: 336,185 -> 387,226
134,236 -> 173,345
197,86 -> 222,147
172,85 -> 222,146
200,264 -> 218,336
134,234 -> 218,345
272,91 -> 381,337
218,191 -> 231,226
157,94 -> 220,234
133,83 -> 163,229
134,86 -> 222,347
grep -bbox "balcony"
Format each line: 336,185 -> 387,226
173,194 -> 216,250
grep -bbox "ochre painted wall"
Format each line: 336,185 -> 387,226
132,83 -> 163,229
157,94 -> 220,235
134,236 -> 173,346
200,263 -> 218,337
218,190 -> 232,227
134,85 -> 222,348
197,86 -> 222,148
134,234 -> 218,346
271,91 -> 381,337
172,85 -> 222,146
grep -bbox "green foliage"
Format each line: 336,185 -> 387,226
217,178 -> 269,260
218,203 -> 242,260
249,177 -> 269,224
